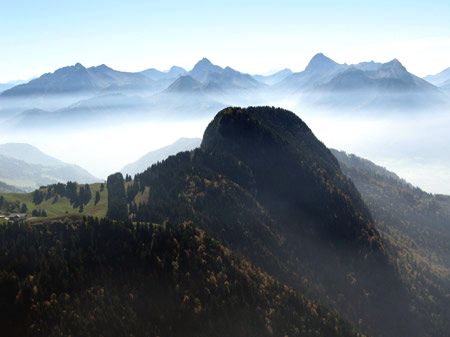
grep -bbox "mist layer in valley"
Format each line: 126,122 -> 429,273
1,55 -> 449,194
1,105 -> 449,195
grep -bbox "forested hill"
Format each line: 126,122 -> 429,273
332,149 -> 450,272
332,149 -> 450,336
128,106 -> 420,337
0,218 -> 364,337
3,106 -> 449,337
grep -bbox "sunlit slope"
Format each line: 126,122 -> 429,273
0,183 -> 107,221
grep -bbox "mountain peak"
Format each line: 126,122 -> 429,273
93,64 -> 113,71
168,65 -> 186,73
74,63 -> 86,69
0,142 -> 64,166
379,58 -> 408,76
191,57 -> 222,71
198,57 -> 213,65
305,53 -> 339,72
165,75 -> 202,93
190,58 -> 223,82
202,106 -> 314,155
385,58 -> 405,69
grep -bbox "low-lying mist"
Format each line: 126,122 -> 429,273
301,109 -> 450,195
0,117 -> 210,179
1,90 -> 449,195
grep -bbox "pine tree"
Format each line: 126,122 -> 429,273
95,191 -> 101,205
106,173 -> 128,221
20,203 -> 28,214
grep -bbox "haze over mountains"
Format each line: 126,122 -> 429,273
425,67 -> 450,92
0,63 -> 153,97
1,53 -> 450,194
121,137 -> 201,176
277,53 -> 445,111
2,53 -> 449,129
0,143 -> 97,191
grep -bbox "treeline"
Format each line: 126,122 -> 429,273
0,196 -> 47,218
33,182 -> 103,210
105,172 -> 148,221
0,218 -> 362,337
0,196 -> 27,214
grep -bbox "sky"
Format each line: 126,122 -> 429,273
1,0 -> 450,82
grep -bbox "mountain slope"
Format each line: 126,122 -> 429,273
0,218 -> 365,337
0,143 -> 64,166
0,80 -> 26,94
0,145 -> 98,190
140,65 -> 187,81
0,181 -> 24,193
278,53 -> 348,91
425,67 -> 450,87
0,63 -> 153,98
332,150 -> 450,336
189,58 -> 224,82
5,93 -> 153,128
164,76 -> 204,93
277,54 -> 447,111
313,60 -> 445,111
128,106 -> 419,337
253,69 -> 293,85
332,149 -> 450,271
188,58 -> 263,92
121,138 -> 201,176
322,59 -> 437,92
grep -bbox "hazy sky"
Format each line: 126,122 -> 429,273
1,0 -> 450,82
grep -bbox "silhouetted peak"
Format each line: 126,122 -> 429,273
169,65 -> 186,72
93,64 -> 113,71
74,63 -> 86,69
191,58 -> 222,72
383,58 -> 406,70
202,106 -> 311,152
192,58 -> 213,69
165,75 -> 202,92
305,53 -> 339,72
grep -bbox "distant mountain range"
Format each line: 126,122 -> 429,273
121,138 -> 201,176
277,53 -> 446,111
0,63 -> 154,98
253,68 -> 293,85
0,180 -> 24,193
163,58 -> 263,95
0,143 -> 98,190
0,80 -> 27,94
1,54 -> 449,128
425,67 -> 450,91
140,65 -> 187,81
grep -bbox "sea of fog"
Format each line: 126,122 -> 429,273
301,110 -> 450,195
1,108 -> 449,195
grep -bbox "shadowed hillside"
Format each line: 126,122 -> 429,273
128,106 -> 420,337
0,218 -> 365,337
333,149 -> 450,336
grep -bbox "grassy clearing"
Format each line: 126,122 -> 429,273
0,183 -> 108,223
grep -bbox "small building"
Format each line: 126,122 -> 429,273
7,213 -> 27,221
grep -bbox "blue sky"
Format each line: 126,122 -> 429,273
1,0 -> 450,82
